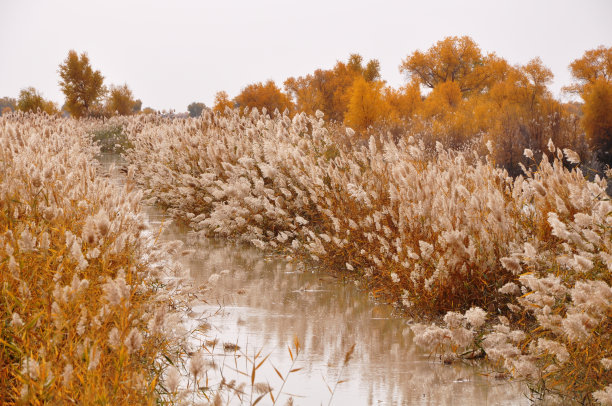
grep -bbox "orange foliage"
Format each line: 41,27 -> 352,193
581,78 -> 612,161
565,45 -> 612,95
479,58 -> 584,172
567,46 -> 612,164
400,36 -> 496,96
284,54 -> 380,122
384,81 -> 422,123
209,37 -> 595,172
16,87 -> 59,115
213,91 -> 234,115
234,80 -> 293,115
140,107 -> 156,115
419,81 -> 482,148
345,77 -> 390,132
522,57 -> 553,99
423,81 -> 463,115
106,84 -> 137,116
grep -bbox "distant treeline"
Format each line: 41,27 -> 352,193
2,37 -> 610,173
210,37 -> 611,174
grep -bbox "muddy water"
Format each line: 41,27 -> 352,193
99,153 -> 529,406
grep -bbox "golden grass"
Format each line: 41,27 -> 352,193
0,112 -> 187,405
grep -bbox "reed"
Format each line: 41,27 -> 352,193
122,108 -> 611,404
0,112 -> 194,404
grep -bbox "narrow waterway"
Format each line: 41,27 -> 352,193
100,153 -> 529,406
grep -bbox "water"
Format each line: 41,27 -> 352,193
99,153 -> 529,405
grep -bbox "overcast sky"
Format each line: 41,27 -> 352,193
1,0 -> 610,112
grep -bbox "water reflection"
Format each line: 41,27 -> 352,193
172,233 -> 528,406
99,153 -> 528,405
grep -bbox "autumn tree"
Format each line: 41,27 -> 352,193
234,80 -> 293,115
398,37 -> 579,170
384,81 -> 422,123
566,46 -> 612,165
520,58 -> 556,150
480,67 -> 532,170
345,77 -> 390,132
213,91 -> 234,114
284,72 -> 330,117
284,54 -> 381,122
396,36 -> 582,171
16,87 -> 59,115
565,45 -> 612,95
581,78 -> 612,163
187,102 -> 206,117
423,81 -> 462,114
522,57 -> 553,99
400,36 -> 495,96
58,50 -> 105,118
344,59 -> 421,135
479,58 -> 583,173
105,84 -> 137,116
364,60 -> 382,82
418,80 -> 482,148
347,54 -> 381,81
17,87 -> 44,112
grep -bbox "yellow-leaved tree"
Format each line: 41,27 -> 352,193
284,54 -> 381,122
58,50 -> 105,118
212,91 -> 234,114
16,87 -> 59,115
400,36 -> 494,96
384,80 -> 422,123
344,76 -> 391,133
566,46 -> 612,164
0,97 -> 16,115
105,84 -> 137,116
233,80 -> 293,115
482,58 -> 580,173
582,78 -> 612,163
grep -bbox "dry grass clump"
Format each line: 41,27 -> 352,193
0,112 -> 192,404
474,145 -> 612,405
123,108 -> 611,403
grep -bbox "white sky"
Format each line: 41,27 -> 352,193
1,0 -> 610,112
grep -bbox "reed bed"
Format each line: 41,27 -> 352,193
122,108 -> 612,404
0,112 -> 342,405
0,112 -> 202,404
